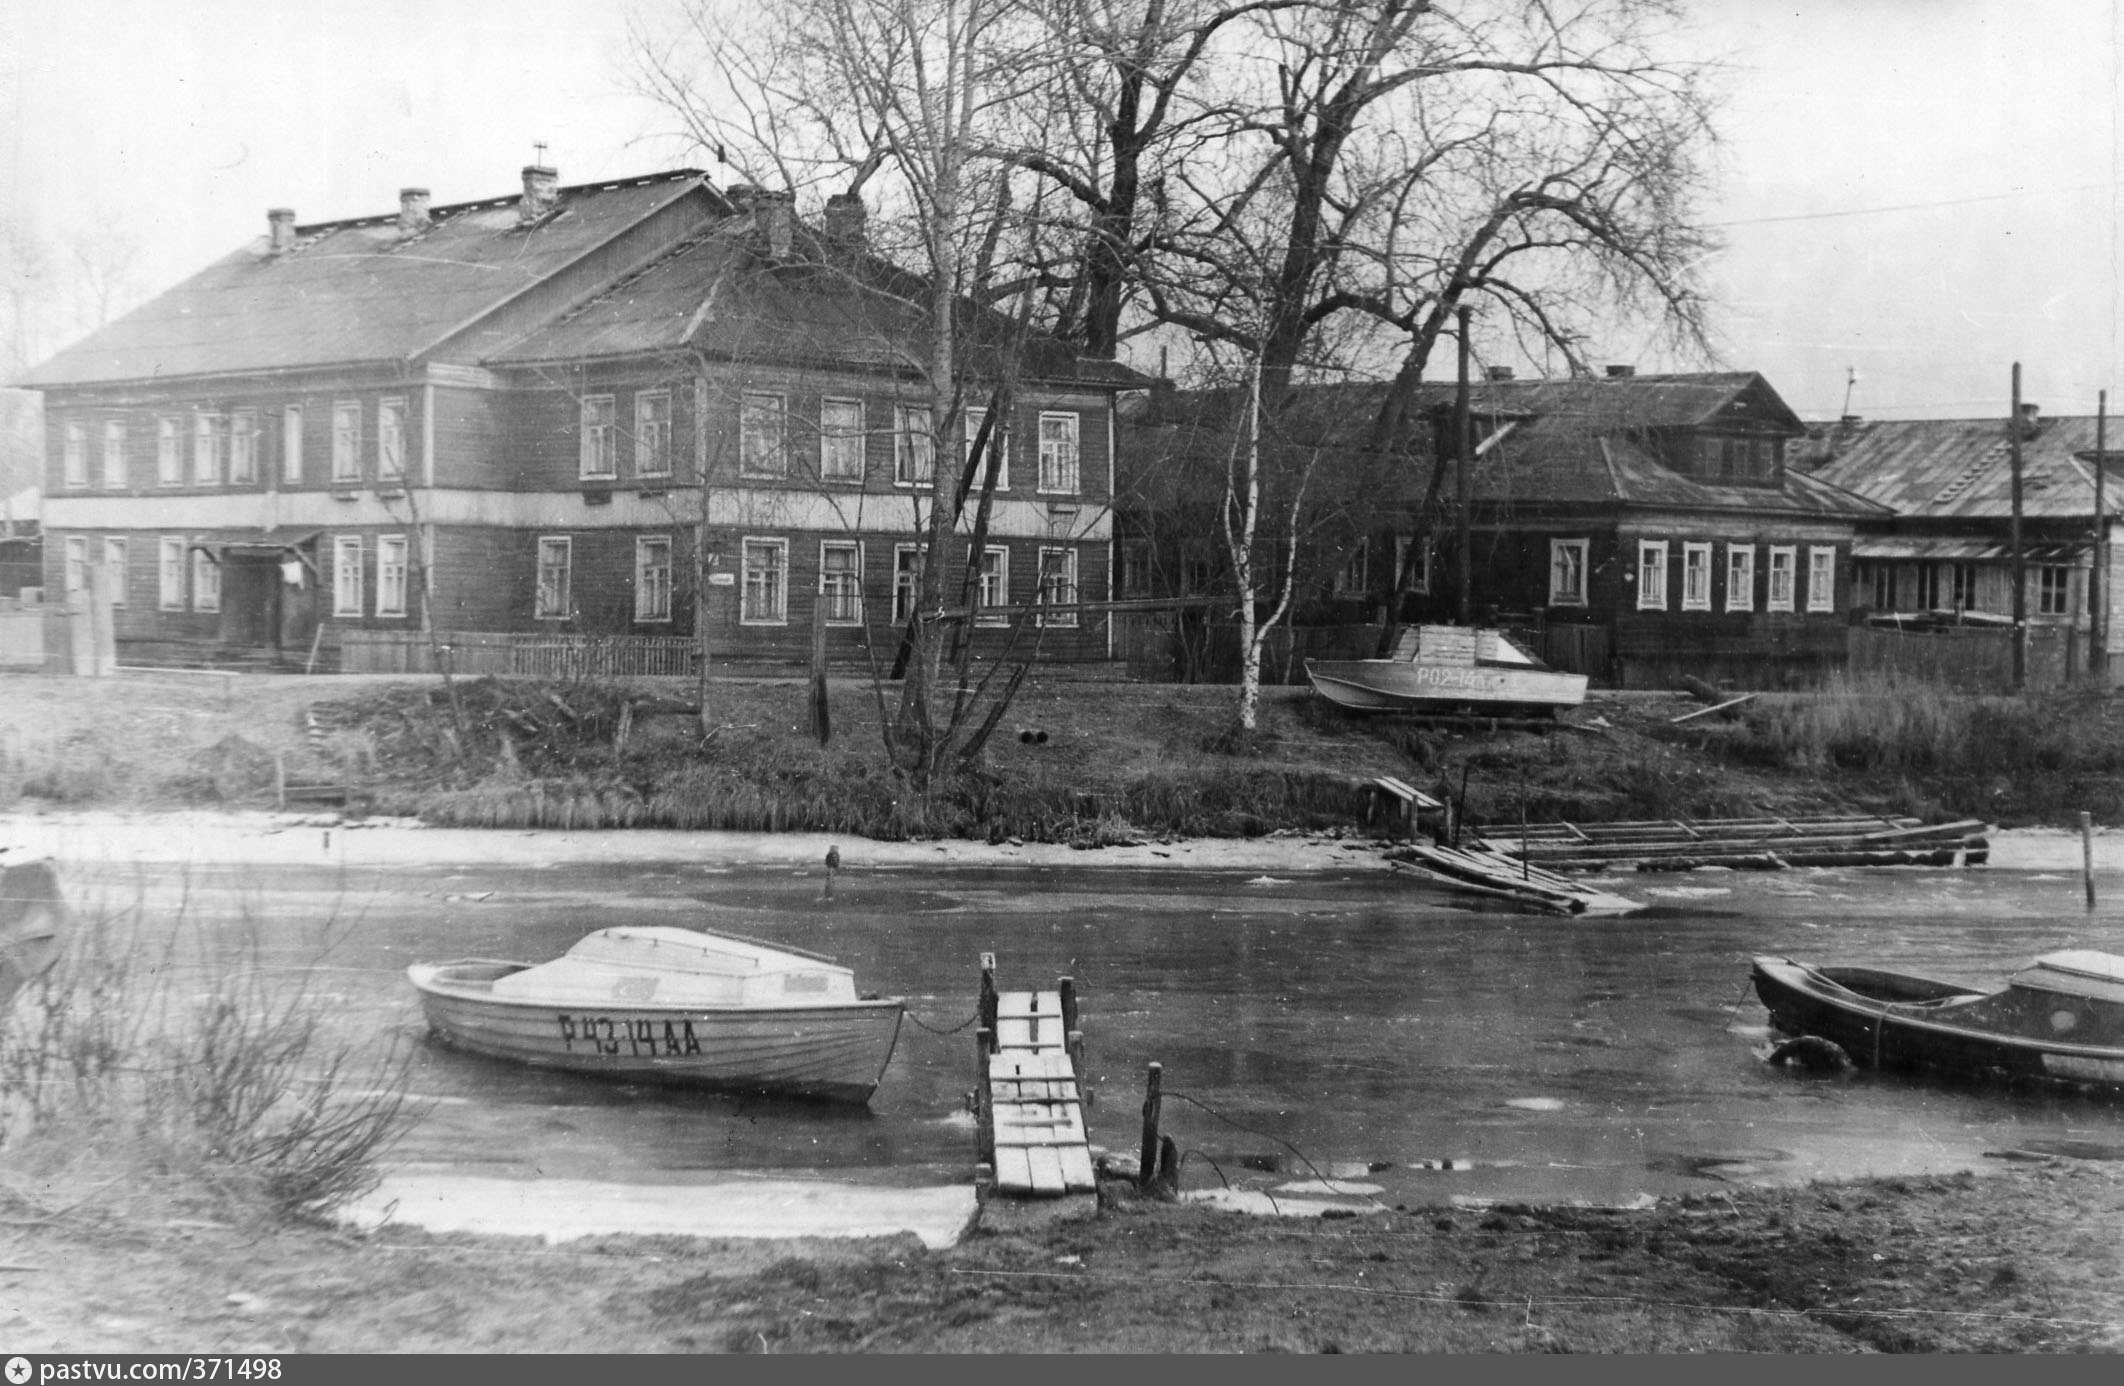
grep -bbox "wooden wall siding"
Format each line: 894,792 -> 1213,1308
430,383 -> 514,490
428,527 -> 529,629
1474,530 -> 1851,621
502,377 -> 701,492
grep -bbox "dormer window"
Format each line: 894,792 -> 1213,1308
1691,432 -> 1782,485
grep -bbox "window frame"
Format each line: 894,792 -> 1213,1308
892,543 -> 925,624
739,536 -> 789,626
578,394 -> 617,480
893,404 -> 935,487
1681,541 -> 1713,611
330,401 -> 362,484
157,416 -> 183,486
282,406 -> 304,484
819,397 -> 865,481
634,390 -> 673,479
964,407 -> 1008,491
1806,545 -> 1835,613
1395,534 -> 1433,595
635,535 -> 675,623
2038,564 -> 2072,616
1548,538 -> 1589,607
63,535 -> 88,592
1767,545 -> 1797,612
227,409 -> 257,485
376,534 -> 410,618
101,537 -> 126,606
1950,562 -> 1978,612
974,544 -> 1009,625
158,537 -> 186,610
740,392 -> 788,478
332,536 -> 364,617
1037,545 -> 1079,628
1036,411 -> 1080,494
820,539 -> 864,627
1635,539 -> 1669,611
100,419 -> 126,489
1334,537 -> 1368,596
1725,544 -> 1757,613
61,420 -> 87,489
190,546 -> 220,613
534,536 -> 573,621
376,397 -> 406,485
192,411 -> 224,486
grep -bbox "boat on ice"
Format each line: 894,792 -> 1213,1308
408,925 -> 905,1103
1303,625 -> 1588,715
1750,950 -> 2124,1092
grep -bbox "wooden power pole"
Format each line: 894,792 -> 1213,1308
2097,390 -> 2110,686
2010,363 -> 2026,691
1454,305 -> 1472,626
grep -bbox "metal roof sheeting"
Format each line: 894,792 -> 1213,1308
1806,416 -> 2115,520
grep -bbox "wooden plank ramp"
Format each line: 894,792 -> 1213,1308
976,959 -> 1095,1197
1384,840 -> 1646,916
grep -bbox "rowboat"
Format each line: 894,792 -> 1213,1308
408,925 -> 905,1103
1304,625 -> 1587,714
1750,950 -> 2124,1091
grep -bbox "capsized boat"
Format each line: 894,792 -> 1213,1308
1750,950 -> 2124,1091
1304,625 -> 1588,714
408,925 -> 905,1103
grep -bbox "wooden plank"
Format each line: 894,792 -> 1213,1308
992,1145 -> 1034,1193
989,1049 -> 1074,1079
995,1015 -> 1066,1049
1670,693 -> 1756,724
1025,1145 -> 1067,1195
995,990 -> 1056,1020
992,1079 -> 1080,1103
1059,1145 -> 1097,1191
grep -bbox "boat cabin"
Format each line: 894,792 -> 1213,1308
490,926 -> 859,1007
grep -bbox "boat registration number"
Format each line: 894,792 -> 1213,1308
1413,667 -> 1504,689
557,1013 -> 704,1057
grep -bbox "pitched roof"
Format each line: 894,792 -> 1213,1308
16,171 -> 713,387
1803,415 -> 2117,520
491,218 -> 1152,390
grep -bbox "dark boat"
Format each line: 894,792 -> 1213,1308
1751,950 -> 2124,1091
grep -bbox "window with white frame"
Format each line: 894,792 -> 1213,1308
894,404 -> 934,485
159,537 -> 186,610
331,402 -> 361,483
975,545 -> 1009,624
635,391 -> 672,478
636,536 -> 674,622
740,392 -> 787,477
1037,412 -> 1079,493
1636,540 -> 1669,610
191,547 -> 219,613
157,417 -> 182,485
101,420 -> 126,489
1726,544 -> 1756,612
1806,546 -> 1836,612
1395,534 -> 1432,594
376,535 -> 409,617
579,395 -> 616,479
377,398 -> 406,484
1950,562 -> 1977,612
740,537 -> 787,624
2038,564 -> 2071,616
1682,542 -> 1712,610
964,407 -> 1008,490
63,535 -> 87,592
282,406 -> 304,483
535,537 -> 572,620
1767,546 -> 1796,611
193,412 -> 224,485
333,536 -> 364,616
820,540 -> 862,625
63,422 -> 87,488
1549,538 -> 1589,606
820,398 -> 864,480
102,537 -> 126,605
228,410 -> 257,484
1037,546 -> 1079,627
892,544 -> 924,623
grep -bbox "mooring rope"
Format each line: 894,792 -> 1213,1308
1165,1089 -> 1389,1211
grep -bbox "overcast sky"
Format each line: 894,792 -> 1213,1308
3,0 -> 2118,420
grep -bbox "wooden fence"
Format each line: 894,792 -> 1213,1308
338,630 -> 698,678
1845,624 -> 2081,691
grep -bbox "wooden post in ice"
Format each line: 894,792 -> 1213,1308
2082,812 -> 2097,912
1138,1061 -> 1163,1191
978,953 -> 998,1043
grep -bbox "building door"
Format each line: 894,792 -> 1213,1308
218,556 -> 281,648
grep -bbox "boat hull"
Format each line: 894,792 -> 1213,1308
1304,659 -> 1587,713
409,961 -> 905,1103
1750,956 -> 2124,1091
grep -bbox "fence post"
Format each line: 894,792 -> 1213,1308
1138,1061 -> 1163,1190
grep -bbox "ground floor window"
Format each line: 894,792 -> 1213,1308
740,537 -> 787,624
1767,546 -> 1796,611
1682,542 -> 1712,610
1726,545 -> 1756,613
1396,534 -> 1432,595
1635,540 -> 1668,611
1950,562 -> 1977,611
1333,537 -> 1367,596
820,540 -> 862,626
1912,561 -> 1942,611
63,536 -> 87,593
892,544 -> 924,624
1807,546 -> 1836,613
159,537 -> 185,610
1549,538 -> 1588,606
333,536 -> 363,617
636,536 -> 673,622
1037,546 -> 1078,627
191,548 -> 219,614
103,537 -> 127,606
974,545 -> 1008,624
535,537 -> 572,620
2038,564 -> 2071,615
377,535 -> 409,618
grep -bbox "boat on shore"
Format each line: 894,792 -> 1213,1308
1303,625 -> 1587,715
1750,950 -> 2124,1091
408,925 -> 905,1103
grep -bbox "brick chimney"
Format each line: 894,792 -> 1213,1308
1604,363 -> 1636,378
267,208 -> 297,253
1484,365 -> 1514,382
2019,401 -> 2043,437
398,187 -> 432,235
519,165 -> 559,224
755,189 -> 795,259
824,191 -> 866,251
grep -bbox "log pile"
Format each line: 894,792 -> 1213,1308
1472,815 -> 1991,873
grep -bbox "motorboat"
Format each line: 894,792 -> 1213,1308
409,925 -> 905,1103
1750,950 -> 2124,1091
1304,625 -> 1588,714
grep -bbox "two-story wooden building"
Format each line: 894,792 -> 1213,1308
16,165 -> 1143,670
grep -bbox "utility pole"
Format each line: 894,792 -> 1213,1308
1454,305 -> 1472,627
2010,363 -> 2026,692
2096,390 -> 2110,687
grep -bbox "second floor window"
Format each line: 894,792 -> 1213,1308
377,399 -> 406,483
741,393 -> 787,477
157,417 -> 182,485
636,391 -> 672,477
1550,539 -> 1588,606
283,406 -> 304,483
535,537 -> 572,620
230,410 -> 258,484
1037,412 -> 1079,493
101,421 -> 126,489
894,405 -> 934,485
2038,565 -> 2071,615
579,395 -> 616,479
820,398 -> 864,480
193,412 -> 225,485
332,402 -> 361,483
965,407 -> 1008,490
63,422 -> 87,488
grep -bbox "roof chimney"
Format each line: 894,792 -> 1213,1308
1604,363 -> 1636,378
824,191 -> 866,251
1484,365 -> 1514,382
2018,401 -> 2043,439
519,165 -> 559,224
754,189 -> 795,259
398,187 -> 432,235
267,208 -> 297,253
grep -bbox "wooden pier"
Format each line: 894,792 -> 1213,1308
973,955 -> 1096,1198
1472,814 -> 1991,872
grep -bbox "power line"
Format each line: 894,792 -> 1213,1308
1709,182 -> 2114,229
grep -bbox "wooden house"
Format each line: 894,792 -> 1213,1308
16,165 -> 1142,672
